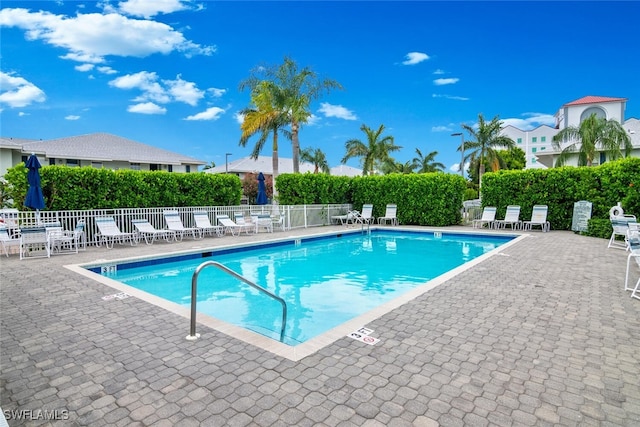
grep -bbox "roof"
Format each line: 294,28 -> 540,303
205,156 -> 363,176
14,133 -> 205,165
563,96 -> 628,106
0,137 -> 40,149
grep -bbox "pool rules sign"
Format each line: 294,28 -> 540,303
571,201 -> 592,232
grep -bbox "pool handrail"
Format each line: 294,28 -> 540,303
188,261 -> 288,343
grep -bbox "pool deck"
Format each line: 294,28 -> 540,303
1,225 -> 639,426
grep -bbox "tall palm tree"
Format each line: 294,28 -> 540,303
412,148 -> 445,173
264,57 -> 342,173
552,113 -> 632,166
380,159 -> 415,174
238,80 -> 289,196
300,147 -> 330,174
341,124 -> 402,176
461,114 -> 515,187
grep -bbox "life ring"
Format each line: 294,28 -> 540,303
609,205 -> 624,218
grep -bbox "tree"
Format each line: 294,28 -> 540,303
300,147 -> 330,174
412,148 -> 445,173
341,124 -> 402,176
202,161 -> 216,170
238,80 -> 290,198
468,147 -> 525,185
461,114 -> 516,187
243,57 -> 342,173
551,113 -> 632,167
380,159 -> 415,175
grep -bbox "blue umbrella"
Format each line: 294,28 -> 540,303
24,154 -> 45,212
256,172 -> 268,205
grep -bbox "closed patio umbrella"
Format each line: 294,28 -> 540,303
24,154 -> 45,221
256,172 -> 268,205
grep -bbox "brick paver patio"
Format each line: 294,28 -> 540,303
1,226 -> 639,426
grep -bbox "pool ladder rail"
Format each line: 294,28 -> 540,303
187,261 -> 288,343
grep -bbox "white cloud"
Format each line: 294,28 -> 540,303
449,161 -> 469,174
208,88 -> 226,98
166,75 -> 204,106
65,115 -> 81,120
433,69 -> 445,75
18,112 -> 29,116
234,112 -> 245,124
0,8 -> 215,64
110,71 -> 170,104
432,94 -> 469,101
75,63 -> 94,72
434,78 -> 459,86
306,114 -> 321,126
0,71 -> 46,108
431,125 -> 453,132
502,113 -> 556,130
116,0 -> 193,19
184,106 -> 225,121
127,102 -> 166,114
318,103 -> 357,120
402,52 -> 429,65
97,66 -> 117,74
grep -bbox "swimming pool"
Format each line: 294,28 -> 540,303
78,228 -> 517,354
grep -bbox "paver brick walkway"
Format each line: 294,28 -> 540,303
1,227 -> 639,426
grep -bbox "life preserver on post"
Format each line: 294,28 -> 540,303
609,205 -> 624,218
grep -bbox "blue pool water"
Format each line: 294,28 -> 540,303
94,230 -> 512,346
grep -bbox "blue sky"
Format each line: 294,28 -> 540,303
1,1 -> 639,173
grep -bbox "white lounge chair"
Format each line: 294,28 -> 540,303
378,204 -> 398,226
193,211 -> 223,237
96,216 -> 139,248
132,219 -> 177,244
46,224 -> 79,254
20,226 -> 50,259
625,230 -> 640,300
472,206 -> 497,229
522,205 -> 550,232
609,214 -> 637,250
234,213 -> 256,234
0,225 -> 20,257
251,213 -> 274,233
163,210 -> 202,240
493,205 -> 522,230
332,210 -> 361,226
217,214 -> 253,236
357,204 -> 375,225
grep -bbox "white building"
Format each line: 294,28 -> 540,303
501,96 -> 640,169
0,133 -> 205,178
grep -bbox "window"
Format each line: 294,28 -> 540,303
91,162 -> 103,168
21,155 -> 28,163
541,147 -> 546,151
531,157 -> 537,164
49,158 -> 56,166
541,136 -> 546,142
130,163 -> 141,170
600,152 -> 607,165
168,165 -> 173,173
150,164 -> 159,171
517,138 -> 522,144
532,147 -> 537,153
186,165 -> 191,173
66,159 -> 79,167
532,137 -> 537,143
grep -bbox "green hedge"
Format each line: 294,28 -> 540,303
276,173 -> 466,226
481,158 -> 640,230
4,165 -> 242,210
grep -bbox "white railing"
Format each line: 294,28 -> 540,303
1,204 -> 352,246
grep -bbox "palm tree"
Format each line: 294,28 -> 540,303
238,80 -> 290,196
258,57 -> 342,173
380,159 -> 415,174
461,114 -> 516,187
202,161 -> 216,170
412,148 -> 445,173
341,124 -> 402,176
551,113 -> 632,166
300,147 -> 330,174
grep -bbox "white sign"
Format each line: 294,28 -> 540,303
347,327 -> 380,345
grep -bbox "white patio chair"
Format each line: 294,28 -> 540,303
378,204 -> 398,226
95,216 -> 139,249
217,215 -> 253,236
163,210 -> 202,240
251,213 -> 274,233
193,211 -> 223,237
132,219 -> 177,244
234,213 -> 256,234
472,206 -> 497,229
493,205 -> 522,230
20,227 -> 50,259
356,204 -> 375,225
522,205 -> 550,232
0,226 -> 20,257
609,215 -> 637,250
625,231 -> 640,300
